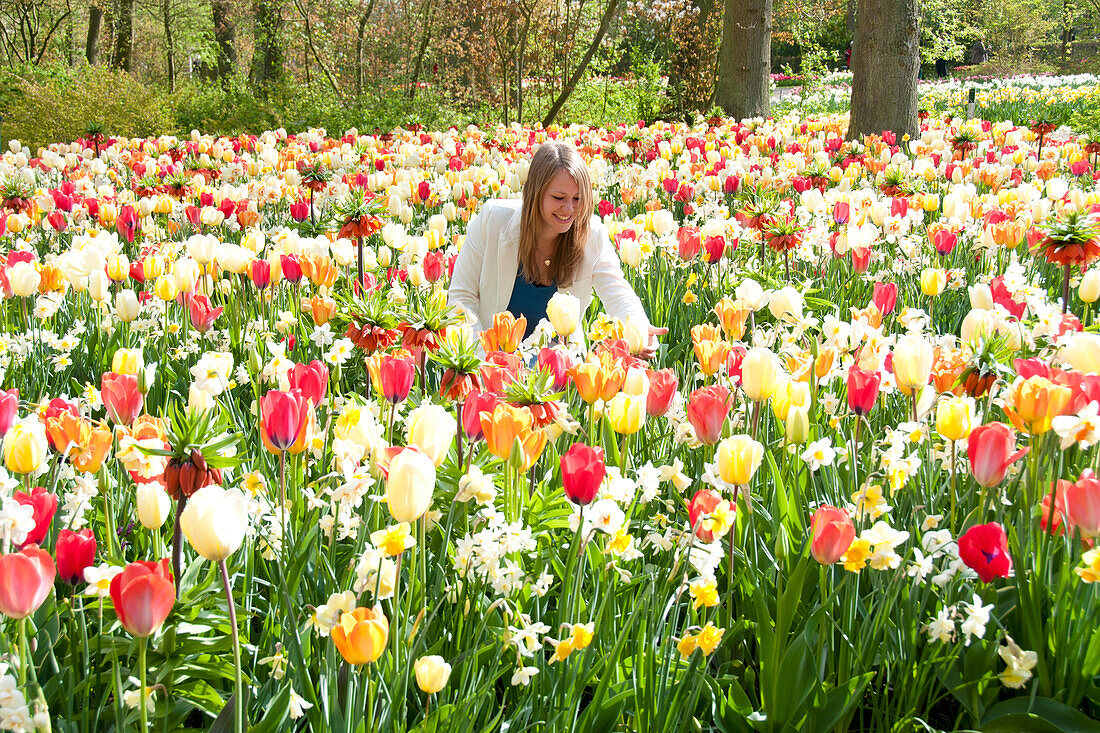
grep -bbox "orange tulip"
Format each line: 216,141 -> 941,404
301,253 -> 338,289
713,297 -> 750,341
596,354 -> 626,402
332,606 -> 389,665
693,338 -> 731,377
570,359 -> 604,404
479,403 -> 547,471
37,264 -> 65,293
480,312 -> 526,354
304,295 -> 336,325
72,423 -> 112,473
1003,376 -> 1072,435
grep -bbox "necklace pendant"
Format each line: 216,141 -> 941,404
544,259 -> 551,266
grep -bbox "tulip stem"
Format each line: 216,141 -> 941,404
219,559 -> 245,733
17,618 -> 28,688
172,495 -> 187,596
1063,262 -> 1071,315
138,636 -> 149,733
950,441 -> 958,525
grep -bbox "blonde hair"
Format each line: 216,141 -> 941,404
519,141 -> 593,286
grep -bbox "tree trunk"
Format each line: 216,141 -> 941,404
250,0 -> 282,87
163,0 -> 175,92
356,2 -> 376,98
212,0 -> 236,80
847,0 -> 919,141
112,0 -> 133,70
714,0 -> 771,120
407,0 -> 436,100
85,3 -> 101,63
541,0 -> 619,127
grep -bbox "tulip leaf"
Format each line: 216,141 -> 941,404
981,696 -> 1100,732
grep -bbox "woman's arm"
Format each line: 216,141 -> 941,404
447,206 -> 490,333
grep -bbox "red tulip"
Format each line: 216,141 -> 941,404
0,388 -> 17,437
250,259 -> 271,290
537,347 -> 574,392
110,559 -> 175,637
55,528 -> 96,584
116,205 -> 140,244
379,355 -> 415,404
0,545 -> 55,619
646,369 -> 678,417
958,522 -> 1013,583
871,282 -> 897,315
688,489 -> 724,543
1064,469 -> 1100,538
187,293 -> 223,332
687,385 -> 733,446
832,200 -> 850,225
422,251 -> 446,283
289,199 -> 309,221
932,228 -> 957,256
846,365 -> 881,416
560,443 -> 606,507
418,180 -> 431,202
703,235 -> 726,263
676,227 -> 701,260
260,390 -> 309,452
101,372 -> 144,425
280,254 -> 303,283
851,247 -> 871,273
967,422 -> 1028,488
288,360 -> 330,406
14,486 -> 57,547
461,391 -> 498,441
810,505 -> 855,565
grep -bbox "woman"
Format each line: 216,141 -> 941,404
448,141 -> 663,355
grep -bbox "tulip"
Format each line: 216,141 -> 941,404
893,335 -> 934,396
1063,332 -> 1100,375
180,485 -> 249,562
136,483 -> 172,529
56,529 -> 96,585
687,489 -> 733,543
646,369 -> 678,417
414,655 -> 452,693
0,389 -> 17,437
288,360 -> 330,406
154,275 -> 178,302
110,559 -> 175,637
741,348 -> 779,402
715,434 -> 764,485
260,390 -> 309,452
785,404 -> 810,444
102,372 -> 144,425
461,391 -> 498,441
250,259 -> 271,290
187,294 -> 224,332
1003,376 -> 1072,435
537,347 -> 574,392
713,297 -> 750,340
406,404 -> 456,466
846,365 -> 881,416
768,287 -> 803,323
480,312 -> 526,354
378,355 -> 415,404
622,317 -> 649,355
0,545 -> 55,619
606,392 -> 645,435
4,417 -> 47,474
967,422 -> 1028,488
810,505 -> 855,565
14,486 -> 57,547
1064,470 -> 1100,538
332,606 -> 389,665
116,289 -> 140,321
770,380 -> 810,422
936,395 -> 974,441
112,348 -> 144,376
386,447 -> 435,522
871,282 -> 898,316
546,292 -> 580,337
479,403 -> 547,471
687,385 -> 733,445
1080,268 -> 1100,303
969,284 -> 994,310
560,443 -> 606,506
8,261 -> 40,296
958,522 -> 1013,583
920,268 -> 948,297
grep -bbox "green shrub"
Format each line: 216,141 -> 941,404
1,64 -> 174,150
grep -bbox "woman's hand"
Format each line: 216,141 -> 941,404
639,326 -> 668,360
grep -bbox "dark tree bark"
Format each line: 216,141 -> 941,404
85,3 -> 101,63
355,0 -> 377,98
112,0 -> 133,70
714,0 -> 771,120
847,0 -> 919,141
541,0 -> 619,127
163,0 -> 175,91
407,0 -> 437,100
212,0 -> 236,80
249,0 -> 282,87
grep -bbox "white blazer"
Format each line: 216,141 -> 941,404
448,199 -> 651,334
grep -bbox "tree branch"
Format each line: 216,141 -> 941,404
541,0 -> 619,127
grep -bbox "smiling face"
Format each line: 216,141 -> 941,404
539,169 -> 582,243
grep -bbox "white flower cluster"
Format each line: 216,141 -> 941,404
0,670 -> 49,732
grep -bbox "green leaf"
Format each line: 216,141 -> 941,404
981,696 -> 1100,733
248,685 -> 290,733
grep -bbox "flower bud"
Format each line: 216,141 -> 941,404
136,483 -> 172,529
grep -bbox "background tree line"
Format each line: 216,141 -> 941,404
2,0 -> 1100,144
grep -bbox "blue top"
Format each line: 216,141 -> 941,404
506,273 -> 556,338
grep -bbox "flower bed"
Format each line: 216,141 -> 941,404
0,112 -> 1098,731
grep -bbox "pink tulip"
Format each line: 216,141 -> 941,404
967,422 -> 1028,488
0,545 -> 55,619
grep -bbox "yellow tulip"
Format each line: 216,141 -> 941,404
606,393 -> 645,435
4,418 -> 47,475
331,607 -> 389,665
715,434 -> 764,485
935,396 -> 974,441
